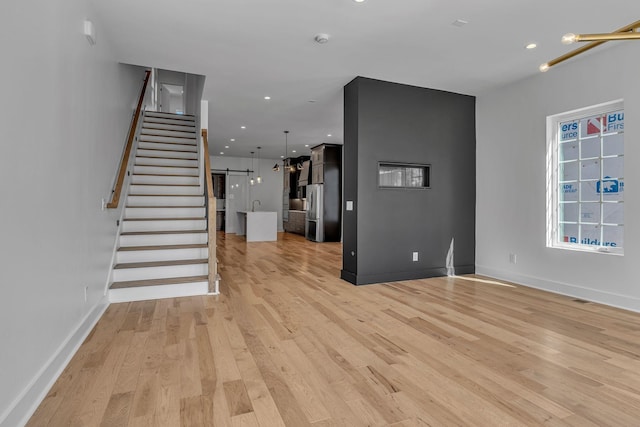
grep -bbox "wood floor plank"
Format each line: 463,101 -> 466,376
223,379 -> 254,416
180,395 -> 204,427
100,391 -> 134,427
27,231 -> 640,426
231,411 -> 262,427
69,330 -> 135,426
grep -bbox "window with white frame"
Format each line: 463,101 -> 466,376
547,100 -> 624,254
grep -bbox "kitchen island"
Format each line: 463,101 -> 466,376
236,211 -> 278,242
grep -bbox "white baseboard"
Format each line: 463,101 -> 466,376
475,265 -> 640,313
0,297 -> 110,427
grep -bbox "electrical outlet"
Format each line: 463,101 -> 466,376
412,252 -> 419,262
509,253 -> 517,264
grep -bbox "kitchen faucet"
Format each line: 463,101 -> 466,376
252,199 -> 261,212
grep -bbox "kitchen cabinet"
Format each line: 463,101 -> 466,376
311,144 -> 340,184
212,173 -> 226,231
312,164 -> 323,184
284,210 -> 305,235
307,144 -> 342,242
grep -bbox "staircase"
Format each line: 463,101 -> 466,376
109,111 -> 212,303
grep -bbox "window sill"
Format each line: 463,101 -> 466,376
548,243 -> 623,256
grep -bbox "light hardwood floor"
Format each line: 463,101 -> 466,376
28,232 -> 640,426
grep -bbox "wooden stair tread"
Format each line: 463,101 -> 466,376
114,258 -> 208,269
118,243 -> 207,252
135,164 -> 198,169
125,205 -> 204,209
142,125 -> 196,130
140,133 -> 196,140
130,183 -> 200,187
137,147 -> 197,153
138,139 -> 197,146
135,155 -> 197,161
128,194 -> 203,197
133,173 -> 199,177
141,128 -> 195,132
110,275 -> 208,290
123,217 -> 204,221
142,122 -> 196,129
145,112 -> 195,118
120,230 -> 207,236
144,117 -> 195,122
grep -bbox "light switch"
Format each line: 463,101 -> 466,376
346,201 -> 353,211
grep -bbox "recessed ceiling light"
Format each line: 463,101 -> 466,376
354,0 -> 365,2
241,126 -> 246,129
225,145 -> 229,149
220,152 -> 224,155
327,134 -> 332,137
292,150 -> 297,153
526,43 -> 537,49
281,155 -> 284,158
452,19 -> 469,27
264,96 -> 271,100
230,138 -> 235,142
314,33 -> 330,44
305,144 -> 309,147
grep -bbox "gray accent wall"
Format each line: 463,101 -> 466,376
341,77 -> 476,285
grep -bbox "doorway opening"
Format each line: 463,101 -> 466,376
159,84 -> 185,114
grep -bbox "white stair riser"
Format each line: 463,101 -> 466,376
127,195 -> 204,206
145,112 -> 195,121
112,263 -> 207,282
141,129 -> 196,139
117,247 -> 208,263
136,149 -> 197,160
143,118 -> 196,128
120,232 -> 208,247
131,175 -> 199,185
129,184 -> 202,195
139,135 -> 196,144
122,219 -> 206,233
138,141 -> 197,152
133,165 -> 198,176
136,157 -> 198,168
109,281 -> 208,303
125,207 -> 205,219
143,123 -> 196,132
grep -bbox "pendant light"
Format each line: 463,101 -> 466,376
256,146 -> 262,183
250,151 -> 255,186
286,130 -> 295,172
273,130 -> 289,172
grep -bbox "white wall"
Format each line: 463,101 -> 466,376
185,74 -> 206,116
0,0 -> 146,424
210,156 -> 284,232
476,42 -> 640,311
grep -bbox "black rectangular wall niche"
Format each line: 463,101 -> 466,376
341,77 -> 476,285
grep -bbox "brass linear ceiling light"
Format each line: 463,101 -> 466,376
540,19 -> 640,72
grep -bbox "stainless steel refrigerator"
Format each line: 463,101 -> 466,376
305,184 -> 324,242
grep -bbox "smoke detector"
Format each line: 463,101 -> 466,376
314,33 -> 330,44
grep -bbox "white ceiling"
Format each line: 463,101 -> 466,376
91,0 -> 640,159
